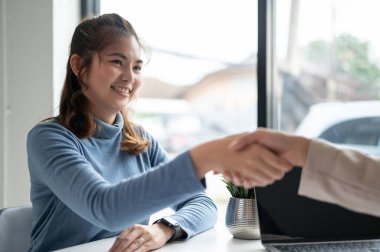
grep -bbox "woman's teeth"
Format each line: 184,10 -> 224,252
111,86 -> 130,95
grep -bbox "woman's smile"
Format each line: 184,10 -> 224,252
111,85 -> 132,97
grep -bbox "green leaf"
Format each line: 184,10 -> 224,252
222,179 -> 255,199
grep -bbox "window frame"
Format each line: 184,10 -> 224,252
257,0 -> 278,129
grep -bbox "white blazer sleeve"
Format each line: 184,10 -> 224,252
298,139 -> 380,217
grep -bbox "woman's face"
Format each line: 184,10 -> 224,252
82,36 -> 143,124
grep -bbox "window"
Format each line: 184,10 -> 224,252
273,0 -> 380,156
320,117 -> 380,146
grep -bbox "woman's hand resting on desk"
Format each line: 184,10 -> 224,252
109,223 -> 173,252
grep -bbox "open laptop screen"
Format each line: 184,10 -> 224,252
255,167 -> 380,243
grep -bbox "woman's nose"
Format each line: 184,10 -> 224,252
122,68 -> 134,82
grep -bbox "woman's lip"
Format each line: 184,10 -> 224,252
111,87 -> 130,97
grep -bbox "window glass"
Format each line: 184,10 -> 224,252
101,0 -> 258,208
276,0 -> 380,156
320,117 -> 380,145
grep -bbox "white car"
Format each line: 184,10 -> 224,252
295,101 -> 380,156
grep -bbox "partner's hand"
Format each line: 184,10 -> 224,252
109,223 -> 173,252
190,134 -> 293,187
229,128 -> 311,167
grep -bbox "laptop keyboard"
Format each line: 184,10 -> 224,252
273,240 -> 380,252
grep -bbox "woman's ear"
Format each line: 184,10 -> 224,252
70,54 -> 81,76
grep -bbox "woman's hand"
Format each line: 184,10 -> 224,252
109,223 -> 173,252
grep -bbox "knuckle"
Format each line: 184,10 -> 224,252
262,181 -> 271,187
275,170 -> 284,180
140,243 -> 149,252
116,236 -> 126,242
279,171 -> 285,179
143,230 -> 151,236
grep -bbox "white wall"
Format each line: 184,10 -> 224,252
0,0 -> 6,207
0,0 -> 79,208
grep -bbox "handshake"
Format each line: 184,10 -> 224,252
190,128 -> 311,188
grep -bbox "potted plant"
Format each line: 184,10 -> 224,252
223,180 -> 260,240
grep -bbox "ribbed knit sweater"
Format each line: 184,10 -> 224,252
27,113 -> 217,252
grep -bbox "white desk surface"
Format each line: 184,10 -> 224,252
55,223 -> 266,252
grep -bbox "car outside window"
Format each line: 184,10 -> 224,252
320,117 -> 380,146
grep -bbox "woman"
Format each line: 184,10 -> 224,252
27,14 -> 290,252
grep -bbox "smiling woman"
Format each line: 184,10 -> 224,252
26,13 -> 289,252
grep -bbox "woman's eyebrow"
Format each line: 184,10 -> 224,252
107,52 -> 127,60
107,52 -> 144,64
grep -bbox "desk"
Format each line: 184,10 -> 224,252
55,223 -> 266,252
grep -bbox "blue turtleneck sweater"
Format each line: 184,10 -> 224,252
27,113 -> 217,252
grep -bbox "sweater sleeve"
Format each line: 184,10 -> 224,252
145,132 -> 218,238
27,123 -> 206,231
169,192 -> 217,239
298,139 -> 380,217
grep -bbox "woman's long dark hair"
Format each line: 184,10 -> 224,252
55,13 -> 149,154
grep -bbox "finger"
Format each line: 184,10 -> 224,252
242,178 -> 256,189
230,172 -> 263,187
258,159 -> 287,182
246,179 -> 259,188
241,177 -> 263,188
235,159 -> 283,186
229,172 -> 263,188
249,167 -> 281,186
272,158 -> 293,172
228,131 -> 254,151
124,236 -> 147,252
110,228 -> 133,252
231,172 -> 245,187
260,149 -> 294,172
223,171 -> 233,181
139,241 -> 154,252
113,229 -> 142,252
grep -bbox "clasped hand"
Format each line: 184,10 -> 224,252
223,139 -> 292,188
223,128 -> 310,188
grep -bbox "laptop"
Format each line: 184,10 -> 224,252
255,167 -> 380,251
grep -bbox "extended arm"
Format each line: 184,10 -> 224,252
28,124 -> 206,231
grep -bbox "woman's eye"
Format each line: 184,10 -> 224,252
111,60 -> 122,66
134,66 -> 142,71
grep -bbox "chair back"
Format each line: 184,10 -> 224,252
0,205 -> 32,252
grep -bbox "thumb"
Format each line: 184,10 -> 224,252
229,138 -> 245,150
228,132 -> 254,151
